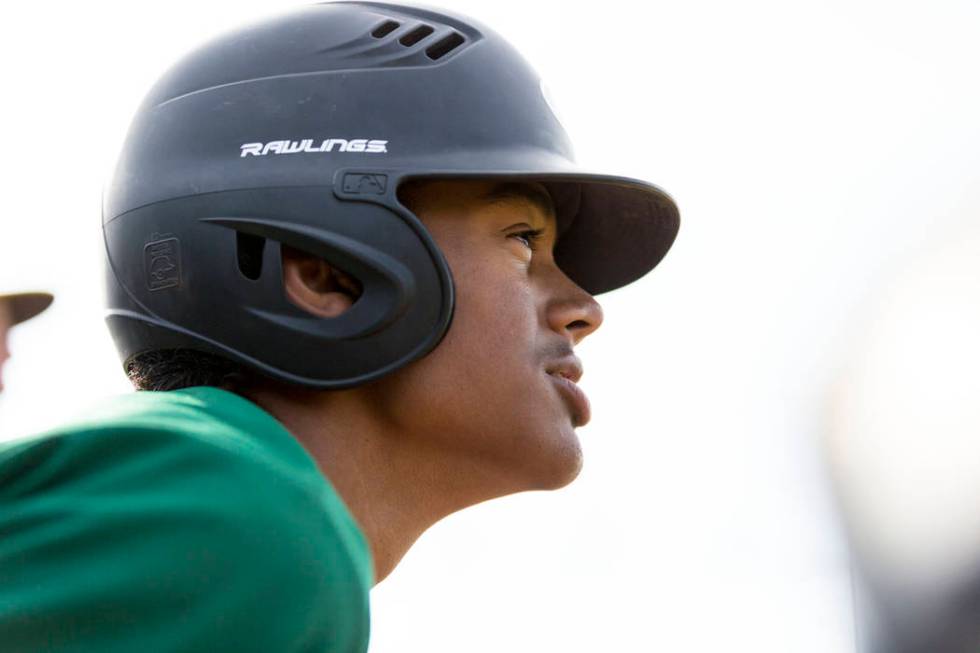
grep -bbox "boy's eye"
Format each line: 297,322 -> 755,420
509,229 -> 545,251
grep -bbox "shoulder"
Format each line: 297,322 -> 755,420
2,388 -> 284,504
0,388 -> 327,566
0,388 -> 372,652
1,387 -> 367,570
2,387 -> 317,500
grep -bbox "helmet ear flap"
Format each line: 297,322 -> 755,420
104,185 -> 454,388
202,215 -> 416,338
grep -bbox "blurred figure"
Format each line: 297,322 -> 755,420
824,229 -> 980,653
0,291 -> 53,393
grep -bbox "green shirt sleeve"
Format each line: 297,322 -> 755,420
0,422 -> 370,653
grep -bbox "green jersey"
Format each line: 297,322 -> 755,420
0,386 -> 373,653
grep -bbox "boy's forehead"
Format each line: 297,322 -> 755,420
401,178 -> 557,224
479,181 -> 556,221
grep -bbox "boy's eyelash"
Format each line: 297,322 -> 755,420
511,228 -> 545,250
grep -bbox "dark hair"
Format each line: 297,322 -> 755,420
125,349 -> 259,392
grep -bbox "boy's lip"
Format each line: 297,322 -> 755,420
545,356 -> 589,426
545,356 -> 583,384
547,371 -> 591,427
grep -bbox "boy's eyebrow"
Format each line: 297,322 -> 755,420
479,181 -> 556,221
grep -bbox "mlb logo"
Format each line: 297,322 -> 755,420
342,173 -> 388,195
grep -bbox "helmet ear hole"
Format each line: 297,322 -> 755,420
280,243 -> 365,315
236,231 -> 266,280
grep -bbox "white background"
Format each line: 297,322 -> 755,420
4,1 -> 980,651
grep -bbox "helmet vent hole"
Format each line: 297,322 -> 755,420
236,231 -> 265,281
399,24 -> 434,47
371,20 -> 400,38
426,32 -> 465,60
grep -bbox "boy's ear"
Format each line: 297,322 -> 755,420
281,245 -> 363,318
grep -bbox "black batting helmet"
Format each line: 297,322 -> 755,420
103,1 -> 680,388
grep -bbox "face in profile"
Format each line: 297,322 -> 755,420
369,179 -> 604,493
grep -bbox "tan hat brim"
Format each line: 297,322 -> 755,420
1,292 -> 54,325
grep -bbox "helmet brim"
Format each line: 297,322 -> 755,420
396,170 -> 679,296
543,174 -> 679,295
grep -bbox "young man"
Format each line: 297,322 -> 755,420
0,290 -> 53,394
0,3 -> 678,651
